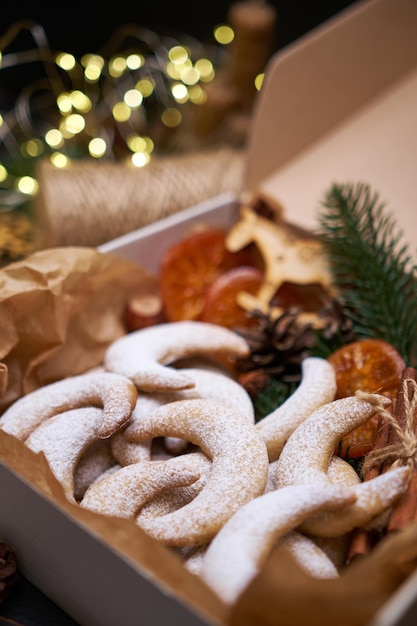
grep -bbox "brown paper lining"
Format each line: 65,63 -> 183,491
0,245 -> 228,624
1,246 -> 417,626
0,246 -> 158,411
229,524 -> 417,626
2,421 -> 417,626
0,429 -> 228,626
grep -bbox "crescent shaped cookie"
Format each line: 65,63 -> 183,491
256,357 -> 337,461
326,454 -> 361,487
103,321 -> 250,392
127,398 -> 269,546
275,531 -> 340,578
112,366 -> 255,465
309,532 -> 351,572
0,371 -> 138,440
298,465 -> 411,537
267,452 -> 361,494
26,407 -> 106,502
80,451 -> 206,517
181,544 -> 209,576
137,455 -> 212,521
274,395 -> 391,488
199,482 -> 355,605
144,367 -> 254,424
74,438 -> 116,501
274,394 -> 411,536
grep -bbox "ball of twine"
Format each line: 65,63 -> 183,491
34,145 -> 246,248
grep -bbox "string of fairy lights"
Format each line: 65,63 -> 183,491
0,18 -> 259,215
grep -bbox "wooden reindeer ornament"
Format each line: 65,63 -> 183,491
225,205 -> 335,324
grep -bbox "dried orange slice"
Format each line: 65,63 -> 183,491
159,227 -> 257,322
200,266 -> 264,330
328,338 -> 405,458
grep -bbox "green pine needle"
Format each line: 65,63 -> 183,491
254,378 -> 298,421
317,182 -> 417,365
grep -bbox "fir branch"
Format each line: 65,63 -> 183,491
254,377 -> 298,420
317,182 -> 417,365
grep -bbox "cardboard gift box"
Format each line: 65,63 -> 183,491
1,0 -> 417,624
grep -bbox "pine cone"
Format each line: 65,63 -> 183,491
318,298 -> 357,344
237,368 -> 272,402
0,543 -> 19,605
236,306 -> 316,382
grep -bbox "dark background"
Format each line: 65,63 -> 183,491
0,1 -> 359,122
1,1 -> 358,55
0,1 -> 359,624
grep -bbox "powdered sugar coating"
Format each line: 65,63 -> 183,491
111,367 -> 254,465
81,451 -> 206,517
276,531 -> 340,578
74,438 -> 116,501
0,371 -> 137,440
110,427 -> 152,467
181,544 -> 209,576
199,483 -> 355,605
275,394 -> 391,488
310,533 -> 351,571
137,454 -> 212,521
299,465 -> 411,537
26,407 -> 105,501
274,394 -> 411,536
129,398 -> 269,546
256,357 -> 337,461
267,453 -> 360,494
146,367 -> 255,424
327,454 -> 361,487
103,321 -> 250,392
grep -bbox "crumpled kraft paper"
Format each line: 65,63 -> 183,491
0,246 -> 158,412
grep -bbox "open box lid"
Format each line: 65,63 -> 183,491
245,0 -> 417,250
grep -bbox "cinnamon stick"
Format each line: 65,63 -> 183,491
347,367 -> 417,560
386,367 -> 417,532
346,414 -> 392,562
346,528 -> 377,563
